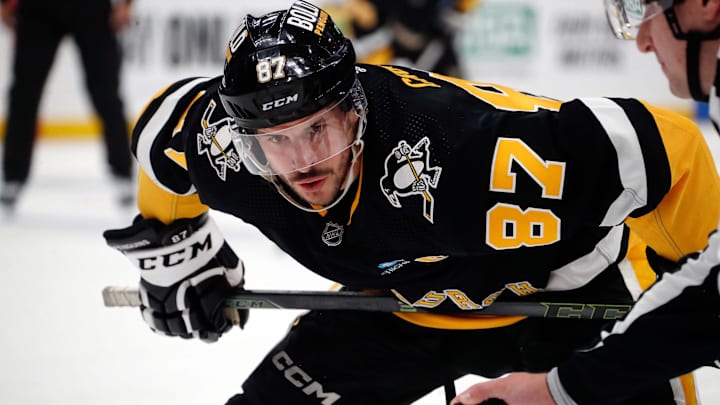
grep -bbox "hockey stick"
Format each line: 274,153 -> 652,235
103,287 -> 625,405
102,287 -> 633,320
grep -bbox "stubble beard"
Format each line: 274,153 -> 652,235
284,152 -> 353,207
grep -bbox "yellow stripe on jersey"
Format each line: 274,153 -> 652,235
163,149 -> 187,170
625,231 -> 657,292
175,91 -> 205,136
677,372 -> 698,405
430,73 -> 561,112
625,102 -> 720,261
393,312 -> 527,329
138,83 -> 174,125
137,168 -> 208,225
660,373 -> 701,405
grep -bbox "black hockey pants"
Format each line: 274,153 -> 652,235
225,309 -> 688,405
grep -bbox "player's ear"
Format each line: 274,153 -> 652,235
704,0 -> 720,23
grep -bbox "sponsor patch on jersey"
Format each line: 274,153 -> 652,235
414,255 -> 448,263
378,259 -> 411,275
197,100 -> 242,181
321,222 -> 344,246
380,137 -> 442,223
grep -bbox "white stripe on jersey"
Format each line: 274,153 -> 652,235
544,224 -> 624,291
710,49 -> 720,128
618,257 -> 645,300
710,85 -> 720,128
579,98 -> 649,227
135,77 -> 210,196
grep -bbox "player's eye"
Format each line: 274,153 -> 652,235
305,121 -> 326,142
266,134 -> 288,144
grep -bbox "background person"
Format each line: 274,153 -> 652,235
0,0 -> 135,212
344,0 -> 480,77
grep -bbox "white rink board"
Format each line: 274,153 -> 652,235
0,0 -> 692,125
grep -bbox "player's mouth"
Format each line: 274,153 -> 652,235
295,176 -> 327,192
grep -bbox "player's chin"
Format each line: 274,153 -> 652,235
298,191 -> 334,207
296,183 -> 342,207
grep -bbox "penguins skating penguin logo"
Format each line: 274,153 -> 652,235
197,100 -> 242,181
380,137 -> 442,223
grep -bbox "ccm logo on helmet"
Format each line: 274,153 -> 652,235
287,0 -> 328,36
262,94 -> 299,111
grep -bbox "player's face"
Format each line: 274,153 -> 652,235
258,105 -> 359,206
634,1 -> 720,98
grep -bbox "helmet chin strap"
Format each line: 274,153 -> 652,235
686,35 -> 709,102
662,8 -> 720,102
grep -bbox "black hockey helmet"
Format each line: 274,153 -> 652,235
218,1 -> 358,130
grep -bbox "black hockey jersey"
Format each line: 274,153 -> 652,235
131,64 -> 720,329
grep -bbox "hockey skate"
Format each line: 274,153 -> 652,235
0,181 -> 23,215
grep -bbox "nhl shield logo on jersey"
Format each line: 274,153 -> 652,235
380,137 -> 442,223
197,100 -> 242,181
321,222 -> 344,246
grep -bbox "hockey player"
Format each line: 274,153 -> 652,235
452,0 -> 720,404
103,1 -> 720,403
345,0 -> 480,77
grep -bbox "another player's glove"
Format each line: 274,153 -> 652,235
103,213 -> 247,342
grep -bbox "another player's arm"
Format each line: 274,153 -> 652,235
547,99 -> 720,405
624,102 -> 720,260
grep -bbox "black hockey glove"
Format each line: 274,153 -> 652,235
103,213 -> 248,342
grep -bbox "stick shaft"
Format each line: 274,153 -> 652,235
102,286 -> 632,320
